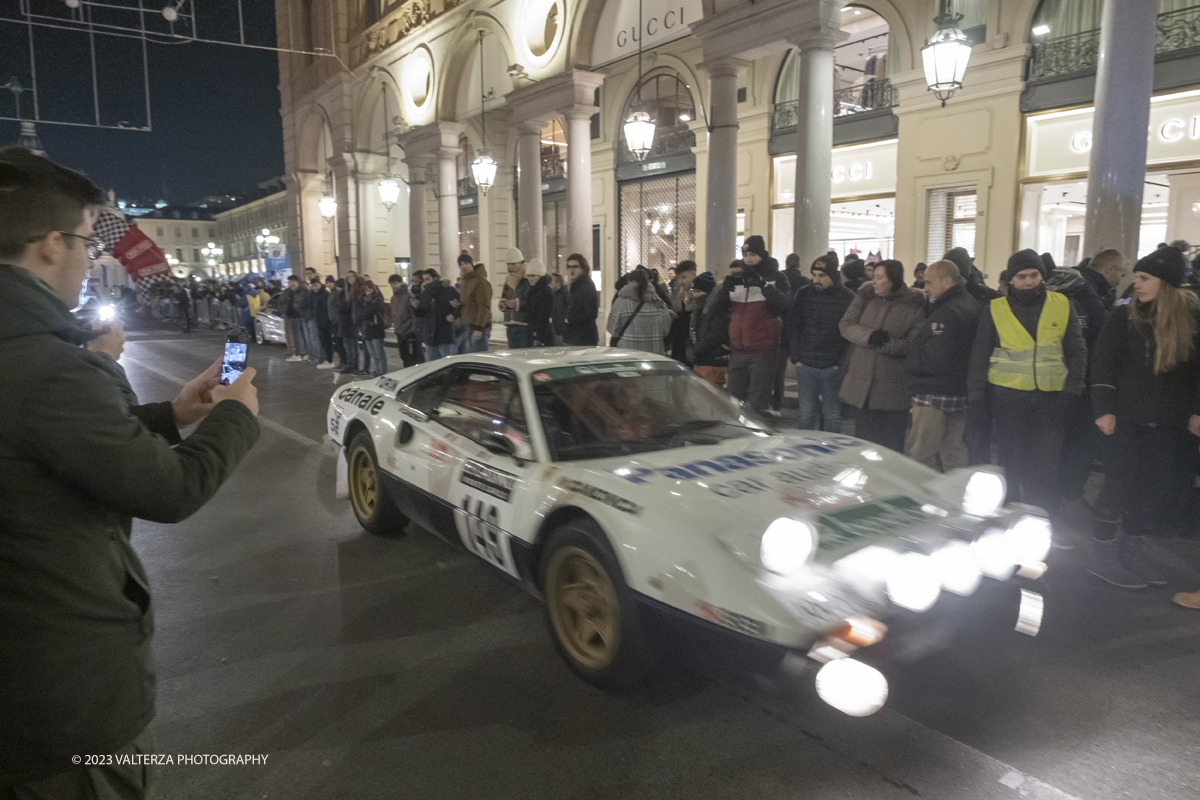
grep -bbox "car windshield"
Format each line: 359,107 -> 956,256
532,361 -> 768,461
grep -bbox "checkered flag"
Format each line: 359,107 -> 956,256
94,206 -> 173,303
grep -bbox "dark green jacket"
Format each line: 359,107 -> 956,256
0,264 -> 260,784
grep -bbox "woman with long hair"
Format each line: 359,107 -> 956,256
1087,246 -> 1200,593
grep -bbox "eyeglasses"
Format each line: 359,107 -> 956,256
26,230 -> 107,260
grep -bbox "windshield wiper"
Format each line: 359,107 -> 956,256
654,419 -> 764,439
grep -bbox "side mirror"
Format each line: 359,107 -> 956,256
481,429 -> 525,466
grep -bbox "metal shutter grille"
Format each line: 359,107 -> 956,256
926,185 -> 975,262
618,172 -> 697,281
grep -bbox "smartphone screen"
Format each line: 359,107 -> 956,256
221,341 -> 248,386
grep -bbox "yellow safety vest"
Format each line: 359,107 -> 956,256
987,292 -> 1069,392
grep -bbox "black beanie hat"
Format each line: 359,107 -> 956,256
743,235 -> 768,259
1134,246 -> 1187,288
457,253 -> 474,265
812,252 -> 839,273
1007,249 -> 1047,280
693,271 -> 715,293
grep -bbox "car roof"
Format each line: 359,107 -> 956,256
438,347 -> 678,376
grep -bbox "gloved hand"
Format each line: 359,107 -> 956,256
867,328 -> 889,347
722,274 -> 740,292
742,269 -> 764,289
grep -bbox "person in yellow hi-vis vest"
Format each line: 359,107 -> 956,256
968,249 -> 1087,517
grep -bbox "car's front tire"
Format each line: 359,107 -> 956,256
347,430 -> 408,535
541,519 -> 655,689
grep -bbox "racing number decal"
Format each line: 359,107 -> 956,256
455,496 -> 519,578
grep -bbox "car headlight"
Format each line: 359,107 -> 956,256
962,471 -> 1005,517
885,552 -> 941,612
931,540 -> 982,596
98,304 -> 116,321
973,528 -> 1017,580
760,517 -> 817,577
1006,515 -> 1052,564
815,658 -> 889,717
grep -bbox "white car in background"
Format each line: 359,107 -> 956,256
252,293 -> 287,345
326,348 -> 1049,716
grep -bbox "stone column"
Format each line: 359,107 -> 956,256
792,32 -> 836,260
438,146 -> 460,272
698,58 -> 747,276
516,120 -> 544,262
295,171 -> 330,273
1083,0 -> 1157,263
565,109 -> 595,267
404,157 -> 429,272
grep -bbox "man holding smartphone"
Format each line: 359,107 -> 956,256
0,147 -> 261,798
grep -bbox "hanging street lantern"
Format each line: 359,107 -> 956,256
471,148 -> 497,195
378,178 -> 401,210
624,110 -> 656,161
471,30 -> 499,195
318,195 -> 337,218
623,0 -> 656,161
921,0 -> 973,107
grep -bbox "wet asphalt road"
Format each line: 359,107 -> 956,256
119,327 -> 1200,800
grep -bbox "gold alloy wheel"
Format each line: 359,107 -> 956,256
349,446 -> 378,520
546,546 -> 620,670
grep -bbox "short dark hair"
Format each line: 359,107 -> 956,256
565,253 -> 590,271
325,275 -> 336,283
388,274 -> 404,284
425,268 -> 440,280
0,147 -> 103,260
287,275 -> 300,284
675,260 -> 697,274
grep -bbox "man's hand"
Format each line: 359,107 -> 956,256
211,367 -> 259,417
1189,414 -> 1200,437
867,329 -> 889,347
449,299 -> 462,309
445,314 -> 454,322
472,330 -> 483,342
172,358 -> 222,427
1095,414 -> 1116,436
87,320 -> 126,361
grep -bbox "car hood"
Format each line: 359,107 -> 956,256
563,431 -> 953,559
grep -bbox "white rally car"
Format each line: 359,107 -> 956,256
327,348 -> 1049,716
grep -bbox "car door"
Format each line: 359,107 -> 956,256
263,295 -> 286,342
382,367 -> 458,531
427,367 -> 542,580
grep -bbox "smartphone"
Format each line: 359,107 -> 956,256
220,339 -> 248,386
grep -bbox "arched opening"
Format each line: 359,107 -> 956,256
616,69 -> 697,278
541,119 -> 569,272
364,83 -> 410,283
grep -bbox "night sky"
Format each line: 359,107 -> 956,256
0,0 -> 284,204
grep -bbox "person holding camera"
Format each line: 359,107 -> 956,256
711,236 -> 791,414
0,147 -> 260,797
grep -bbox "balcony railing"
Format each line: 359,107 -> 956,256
771,78 -> 897,134
1029,6 -> 1200,83
457,175 -> 476,197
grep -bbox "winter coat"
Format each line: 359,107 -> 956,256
668,288 -> 694,363
1090,301 -> 1200,427
1078,264 -> 1116,310
784,266 -> 812,298
311,287 -> 330,330
411,282 -> 459,345
327,289 -> 345,336
565,273 -> 600,345
501,277 -> 530,325
0,264 -> 259,784
967,288 -> 1088,402
336,287 -> 355,333
1045,267 -> 1107,350
607,282 -> 674,354
295,284 -> 313,321
838,284 -> 925,411
459,265 -> 493,332
905,284 -> 981,397
390,283 -> 417,338
281,287 -> 301,319
552,287 -> 568,337
965,278 -> 1002,308
690,290 -> 730,367
717,259 -> 792,354
789,281 -> 856,369
526,278 -> 556,346
353,292 -> 388,340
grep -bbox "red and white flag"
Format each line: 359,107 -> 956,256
93,206 -> 172,300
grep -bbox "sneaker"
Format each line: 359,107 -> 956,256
286,355 -> 303,362
1173,591 -> 1200,609
1087,539 -> 1149,589
333,365 -> 350,373
316,362 -> 335,370
1121,536 -> 1169,586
